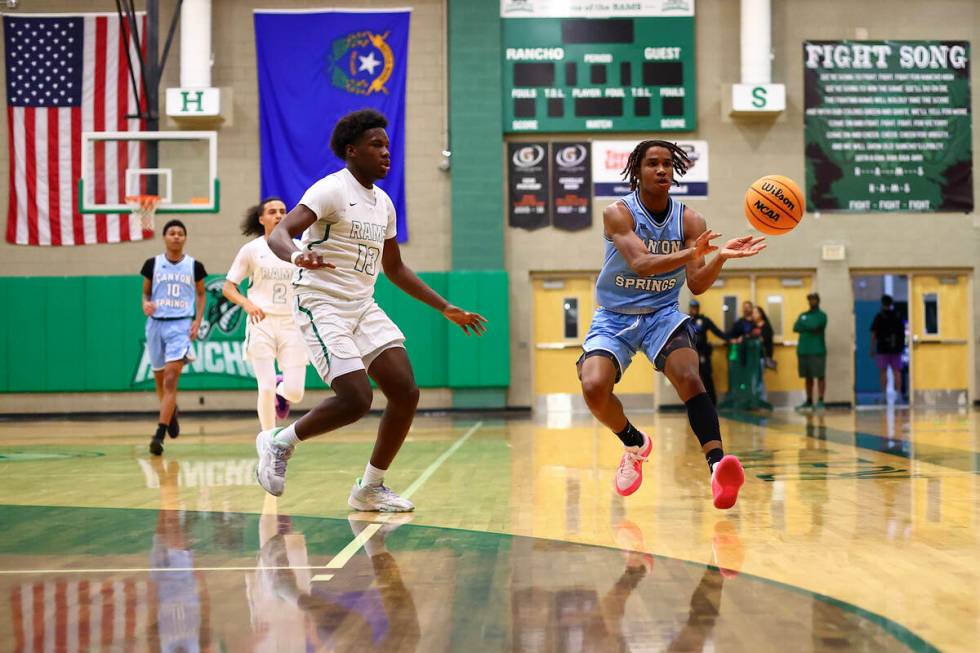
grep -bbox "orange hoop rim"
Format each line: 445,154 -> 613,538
125,194 -> 161,207
126,194 -> 161,231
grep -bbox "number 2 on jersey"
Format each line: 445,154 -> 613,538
272,283 -> 287,304
354,244 -> 381,276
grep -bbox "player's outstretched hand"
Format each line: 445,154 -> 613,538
693,229 -> 721,259
294,252 -> 336,270
720,235 -> 766,260
443,305 -> 488,336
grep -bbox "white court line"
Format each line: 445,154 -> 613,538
321,421 -> 484,572
1,421 -> 484,578
324,523 -> 384,569
400,421 -> 484,500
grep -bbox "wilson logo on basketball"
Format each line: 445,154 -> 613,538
761,183 -> 796,211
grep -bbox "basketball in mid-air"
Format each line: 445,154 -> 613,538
744,175 -> 805,234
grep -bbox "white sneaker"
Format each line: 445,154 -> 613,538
348,478 -> 415,512
255,428 -> 293,497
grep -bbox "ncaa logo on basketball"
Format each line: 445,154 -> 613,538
512,145 -> 545,169
327,30 -> 395,96
556,145 -> 588,169
752,199 -> 781,224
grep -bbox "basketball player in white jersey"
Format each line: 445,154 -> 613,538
223,198 -> 308,430
256,109 -> 487,511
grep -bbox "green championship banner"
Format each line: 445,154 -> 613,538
501,0 -> 696,133
804,41 -> 973,212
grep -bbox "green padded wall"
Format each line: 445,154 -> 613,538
449,0 -> 504,270
0,272 -> 508,394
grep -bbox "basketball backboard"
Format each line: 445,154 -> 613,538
78,130 -> 218,214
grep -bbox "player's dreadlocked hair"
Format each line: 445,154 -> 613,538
621,140 -> 691,191
240,197 -> 283,237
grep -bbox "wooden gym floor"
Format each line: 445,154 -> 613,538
0,406 -> 976,651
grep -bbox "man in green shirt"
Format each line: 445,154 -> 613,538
793,292 -> 827,411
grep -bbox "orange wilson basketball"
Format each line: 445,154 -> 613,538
744,175 -> 805,235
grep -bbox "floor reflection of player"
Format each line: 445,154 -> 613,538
147,458 -> 212,653
548,520 -> 654,651
248,506 -> 419,652
594,549 -> 652,650
665,521 -> 744,653
246,495 -> 314,652
803,414 -> 829,532
305,515 -> 420,652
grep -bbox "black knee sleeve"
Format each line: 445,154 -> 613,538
685,392 -> 720,447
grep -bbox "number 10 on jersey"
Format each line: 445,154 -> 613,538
354,244 -> 380,276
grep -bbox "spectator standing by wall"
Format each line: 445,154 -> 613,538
793,292 -> 827,412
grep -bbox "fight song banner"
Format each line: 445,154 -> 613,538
592,140 -> 709,198
551,142 -> 592,231
508,142 -> 550,230
254,9 -> 410,241
804,40 -> 973,212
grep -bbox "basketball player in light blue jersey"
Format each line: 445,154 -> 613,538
141,219 -> 207,456
578,141 -> 766,509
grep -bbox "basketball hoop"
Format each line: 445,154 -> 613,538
126,194 -> 161,231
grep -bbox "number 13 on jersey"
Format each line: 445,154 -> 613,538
354,244 -> 381,276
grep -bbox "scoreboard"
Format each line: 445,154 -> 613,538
502,13 -> 696,133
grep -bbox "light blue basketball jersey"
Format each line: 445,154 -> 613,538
150,254 -> 197,319
595,192 -> 687,314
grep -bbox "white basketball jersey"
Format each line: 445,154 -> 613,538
294,168 -> 397,301
225,237 -> 296,316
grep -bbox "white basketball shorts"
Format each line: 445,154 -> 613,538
293,292 -> 405,384
243,313 -> 309,368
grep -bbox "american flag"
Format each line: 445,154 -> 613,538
10,580 -> 151,652
4,13 -> 147,246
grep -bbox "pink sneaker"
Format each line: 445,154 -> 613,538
711,455 -> 745,510
614,432 -> 652,496
274,374 -> 290,420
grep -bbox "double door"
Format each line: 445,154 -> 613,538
696,274 -> 813,397
532,275 -> 655,404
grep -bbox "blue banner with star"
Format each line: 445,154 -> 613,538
254,9 -> 410,241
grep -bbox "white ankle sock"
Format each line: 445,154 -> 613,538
274,424 -> 300,448
362,462 -> 386,487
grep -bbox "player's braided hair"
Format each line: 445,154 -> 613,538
621,140 -> 691,191
330,109 -> 388,160
240,197 -> 283,237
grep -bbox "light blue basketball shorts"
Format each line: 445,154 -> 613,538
578,305 -> 693,381
145,317 -> 194,371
